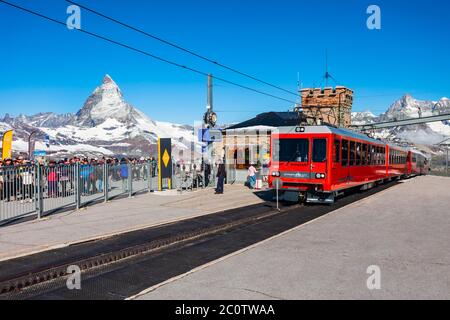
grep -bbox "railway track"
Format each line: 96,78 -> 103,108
0,181 -> 399,300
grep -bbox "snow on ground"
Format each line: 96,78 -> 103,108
428,121 -> 450,137
1,138 -> 114,155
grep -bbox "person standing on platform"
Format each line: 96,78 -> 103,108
215,161 -> 226,194
247,164 -> 258,189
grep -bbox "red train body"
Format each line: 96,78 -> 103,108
268,126 -> 429,204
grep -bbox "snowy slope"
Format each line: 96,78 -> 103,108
352,95 -> 450,145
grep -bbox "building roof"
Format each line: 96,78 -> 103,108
226,112 -> 300,130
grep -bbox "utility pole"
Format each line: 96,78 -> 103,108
202,74 -> 217,188
446,146 -> 449,177
207,74 -> 213,112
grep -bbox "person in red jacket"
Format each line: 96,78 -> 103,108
47,161 -> 59,198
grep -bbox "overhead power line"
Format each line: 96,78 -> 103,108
66,0 -> 299,98
0,0 -> 297,105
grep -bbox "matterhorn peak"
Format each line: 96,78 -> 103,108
102,74 -> 116,85
75,74 -> 138,127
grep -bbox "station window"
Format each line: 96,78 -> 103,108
342,140 -> 349,167
349,141 -> 356,166
334,140 -> 340,163
312,139 -> 327,163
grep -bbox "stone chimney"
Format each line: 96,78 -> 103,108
300,86 -> 353,127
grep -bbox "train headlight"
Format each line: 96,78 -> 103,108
271,171 -> 280,177
315,173 -> 326,179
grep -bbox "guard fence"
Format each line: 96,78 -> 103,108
0,162 -> 158,224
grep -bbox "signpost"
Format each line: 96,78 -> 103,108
33,150 -> 47,157
158,138 -> 172,191
272,178 -> 283,211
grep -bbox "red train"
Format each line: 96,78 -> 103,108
268,125 -> 430,204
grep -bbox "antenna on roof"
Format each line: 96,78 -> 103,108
297,72 -> 302,92
323,49 -> 338,87
294,72 -> 302,113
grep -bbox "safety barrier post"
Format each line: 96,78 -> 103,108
75,163 -> 81,210
147,162 -> 152,192
35,165 -> 43,220
128,163 -> 132,198
104,162 -> 108,202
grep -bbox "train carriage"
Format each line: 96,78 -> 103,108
268,125 -> 427,204
408,150 -> 430,176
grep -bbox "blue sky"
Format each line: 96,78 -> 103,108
0,0 -> 449,124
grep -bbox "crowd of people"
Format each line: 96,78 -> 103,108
0,156 -> 157,167
1,154 -> 266,204
0,156 -> 159,202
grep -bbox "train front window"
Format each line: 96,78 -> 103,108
272,139 -> 309,163
312,139 -> 327,163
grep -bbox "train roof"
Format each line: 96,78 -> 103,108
407,148 -> 430,159
275,125 -> 410,152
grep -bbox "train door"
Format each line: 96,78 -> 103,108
310,137 -> 328,180
330,137 -> 344,189
337,138 -> 350,189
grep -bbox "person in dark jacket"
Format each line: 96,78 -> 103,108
215,162 -> 226,194
150,157 -> 157,177
202,161 -> 211,187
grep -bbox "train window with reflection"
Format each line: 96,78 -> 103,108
377,147 -> 383,164
313,139 -> 327,163
342,140 -> 349,166
370,146 -> 375,165
362,144 -> 368,166
356,143 -> 362,166
272,139 -> 309,163
349,141 -> 356,166
334,140 -> 340,163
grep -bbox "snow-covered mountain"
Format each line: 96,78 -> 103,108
352,94 -> 450,145
0,75 -> 195,158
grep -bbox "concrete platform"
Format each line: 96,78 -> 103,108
135,176 -> 450,300
0,185 -> 265,261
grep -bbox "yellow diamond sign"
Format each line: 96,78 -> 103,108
162,149 -> 170,167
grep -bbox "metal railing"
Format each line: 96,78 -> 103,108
0,162 -> 158,225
